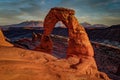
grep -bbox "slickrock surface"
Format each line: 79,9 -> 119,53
0,46 -> 110,80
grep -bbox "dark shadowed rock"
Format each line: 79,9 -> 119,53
116,64 -> 120,76
32,32 -> 38,42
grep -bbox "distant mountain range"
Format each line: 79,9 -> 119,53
81,22 -> 108,29
0,21 -> 43,28
0,21 -> 109,29
1,21 -> 120,42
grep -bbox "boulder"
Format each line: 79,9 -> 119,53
32,32 -> 38,42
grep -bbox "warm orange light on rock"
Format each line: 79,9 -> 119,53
0,29 -> 13,47
39,7 -> 94,57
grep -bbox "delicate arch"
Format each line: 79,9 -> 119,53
39,7 -> 94,58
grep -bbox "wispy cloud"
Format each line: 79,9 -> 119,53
0,0 -> 119,25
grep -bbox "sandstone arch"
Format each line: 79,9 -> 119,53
40,7 -> 94,57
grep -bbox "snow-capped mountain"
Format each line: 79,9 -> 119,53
81,22 -> 108,29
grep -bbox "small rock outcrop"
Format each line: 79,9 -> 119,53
0,29 -> 13,47
32,32 -> 38,42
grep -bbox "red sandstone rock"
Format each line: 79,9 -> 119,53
37,7 -> 110,80
0,29 -> 13,47
40,7 -> 94,57
0,46 -> 110,80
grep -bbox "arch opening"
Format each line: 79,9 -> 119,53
55,21 -> 66,28
52,21 -> 68,58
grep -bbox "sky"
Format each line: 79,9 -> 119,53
0,0 -> 120,26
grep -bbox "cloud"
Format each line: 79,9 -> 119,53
0,0 -> 120,25
59,0 -> 120,12
77,14 -> 120,26
0,0 -> 44,25
84,16 -> 120,25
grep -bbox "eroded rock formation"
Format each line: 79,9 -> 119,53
0,29 -> 13,47
39,7 -> 94,57
37,7 -> 110,80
